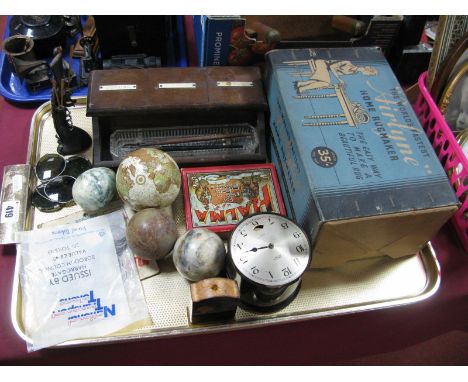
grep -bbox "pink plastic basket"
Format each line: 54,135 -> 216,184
414,71 -> 468,252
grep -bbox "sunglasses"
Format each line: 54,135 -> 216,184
31,154 -> 92,212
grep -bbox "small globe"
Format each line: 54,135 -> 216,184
116,148 -> 181,211
72,167 -> 116,212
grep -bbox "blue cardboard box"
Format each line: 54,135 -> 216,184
265,47 -> 459,268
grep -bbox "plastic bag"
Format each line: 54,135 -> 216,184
17,209 -> 150,351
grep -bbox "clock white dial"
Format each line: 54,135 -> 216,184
229,213 -> 310,287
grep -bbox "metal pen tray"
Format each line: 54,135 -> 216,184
10,99 -> 441,347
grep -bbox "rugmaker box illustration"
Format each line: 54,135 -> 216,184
265,47 -> 459,268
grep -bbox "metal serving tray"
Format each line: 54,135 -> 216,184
10,99 -> 441,347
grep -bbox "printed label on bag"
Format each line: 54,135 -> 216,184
18,213 -> 139,350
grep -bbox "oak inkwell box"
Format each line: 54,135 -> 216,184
86,67 -> 268,168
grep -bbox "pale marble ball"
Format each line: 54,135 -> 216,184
72,167 -> 116,212
173,229 -> 226,282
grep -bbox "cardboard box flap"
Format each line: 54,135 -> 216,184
311,205 -> 457,268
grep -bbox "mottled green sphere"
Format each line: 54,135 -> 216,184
116,148 -> 181,211
72,167 -> 116,212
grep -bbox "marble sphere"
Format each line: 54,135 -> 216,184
126,208 -> 178,260
72,167 -> 116,212
116,148 -> 181,211
173,229 -> 226,282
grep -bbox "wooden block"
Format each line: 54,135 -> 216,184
189,278 -> 240,324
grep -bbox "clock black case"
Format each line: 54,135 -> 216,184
226,212 -> 311,312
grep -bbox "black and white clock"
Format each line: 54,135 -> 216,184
227,213 -> 311,312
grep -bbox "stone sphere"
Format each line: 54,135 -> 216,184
72,167 -> 116,212
116,148 -> 181,211
173,229 -> 226,282
126,208 -> 178,260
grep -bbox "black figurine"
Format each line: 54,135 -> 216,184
49,46 -> 91,155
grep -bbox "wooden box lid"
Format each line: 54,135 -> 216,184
86,66 -> 267,116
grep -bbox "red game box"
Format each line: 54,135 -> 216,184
181,163 -> 286,235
